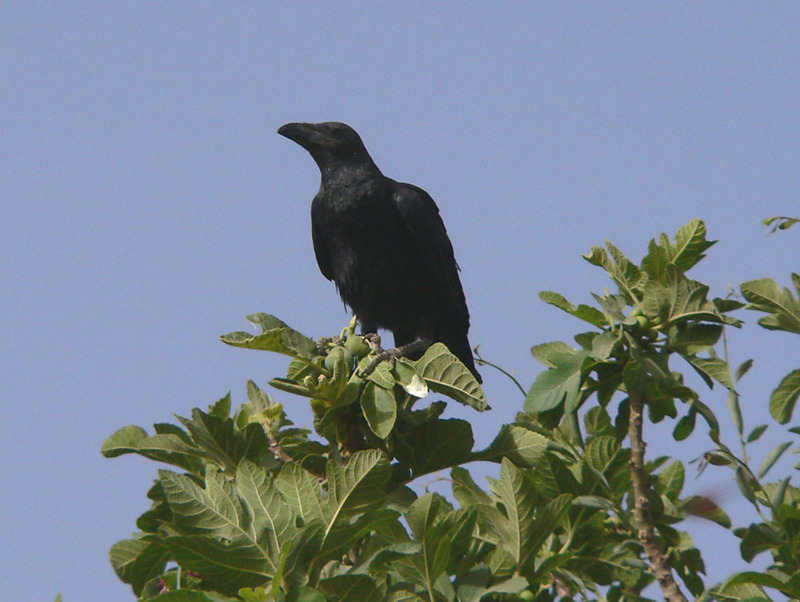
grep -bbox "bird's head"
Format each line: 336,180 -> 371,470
278,122 -> 374,171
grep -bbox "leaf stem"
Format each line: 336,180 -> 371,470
473,350 -> 526,395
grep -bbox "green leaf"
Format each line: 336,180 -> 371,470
375,538 -> 460,601
768,477 -> 791,509
648,265 -> 740,329
451,466 -> 493,507
736,523 -> 784,563
670,219 -> 717,273
741,277 -> 800,334
727,390 -> 744,435
238,587 -> 269,602
641,220 -> 716,281
489,459 -> 571,575
446,507 -> 478,566
320,449 -> 392,548
622,359 -> 647,395
583,436 -> 621,475
589,330 -> 619,360
656,461 -> 685,501
395,419 -> 474,477
538,290 -> 575,314
583,241 -> 643,299
525,350 -> 588,413
163,535 -> 273,592
714,297 -> 747,315
220,315 -> 317,359
673,412 -> 696,441
275,462 -> 326,524
641,237 -> 669,282
109,538 -> 169,595
286,357 -> 317,383
101,425 -> 204,475
720,571 -> 797,598
360,381 -> 397,439
688,397 -> 721,436
735,358 -> 755,382
412,343 -> 488,411
769,369 -> 800,424
485,577 -> 531,597
404,494 -> 455,591
704,449 -> 737,468
209,392 -> 232,419
734,466 -> 761,508
584,406 -> 615,437
478,424 -> 548,466
318,574 -> 386,602
530,341 -> 577,367
746,424 -> 769,443
490,459 -> 539,571
101,425 -> 149,455
160,467 -> 246,539
453,566 -> 490,602
393,358 -> 429,397
583,436 -> 631,494
236,461 -> 296,564
571,495 -> 616,512
538,291 -> 607,327
246,312 -> 289,332
179,409 -> 270,474
364,359 -> 395,389
683,356 -> 734,390
762,215 -> 800,233
268,377 -> 312,398
280,452 -> 394,564
285,587 -> 327,602
757,441 -> 792,478
592,292 -> 629,323
667,323 -> 723,354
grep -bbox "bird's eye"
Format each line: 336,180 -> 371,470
330,126 -> 345,138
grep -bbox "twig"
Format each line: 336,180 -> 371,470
628,390 -> 688,602
264,426 -> 295,464
264,421 -> 330,480
473,349 -> 526,395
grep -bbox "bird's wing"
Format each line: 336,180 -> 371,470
311,198 -> 334,280
392,183 -> 470,329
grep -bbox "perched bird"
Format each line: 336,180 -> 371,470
278,122 -> 481,383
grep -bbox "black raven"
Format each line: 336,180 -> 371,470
278,122 -> 481,383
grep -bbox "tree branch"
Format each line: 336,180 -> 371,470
265,430 -> 294,464
628,390 -> 688,602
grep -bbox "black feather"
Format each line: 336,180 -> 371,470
278,122 -> 481,382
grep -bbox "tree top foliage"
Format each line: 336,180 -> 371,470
96,218 -> 800,602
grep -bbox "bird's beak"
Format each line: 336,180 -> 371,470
278,122 -> 319,149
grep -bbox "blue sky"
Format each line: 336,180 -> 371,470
3,4 -> 800,600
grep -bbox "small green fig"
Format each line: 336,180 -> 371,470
324,346 -> 353,373
345,333 -> 371,358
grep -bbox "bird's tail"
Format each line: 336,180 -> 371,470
444,332 -> 482,384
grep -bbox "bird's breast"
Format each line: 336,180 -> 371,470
315,200 -> 427,328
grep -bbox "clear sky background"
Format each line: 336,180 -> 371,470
3,4 -> 800,601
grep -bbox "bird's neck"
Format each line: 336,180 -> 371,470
319,161 -> 383,189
